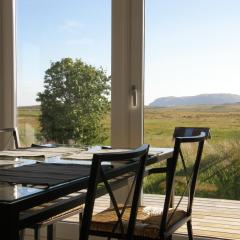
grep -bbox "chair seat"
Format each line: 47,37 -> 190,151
91,206 -> 187,239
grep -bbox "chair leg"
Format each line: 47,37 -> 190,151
79,212 -> 83,224
187,220 -> 194,240
19,229 -> 25,240
34,226 -> 40,240
79,212 -> 83,239
47,224 -> 56,240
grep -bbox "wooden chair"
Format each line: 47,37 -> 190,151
173,127 -> 211,139
20,176 -> 83,239
80,144 -> 150,240
80,129 -> 208,240
20,194 -> 83,240
0,127 -> 20,149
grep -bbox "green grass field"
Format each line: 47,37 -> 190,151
144,104 -> 240,147
17,106 -> 41,146
143,104 -> 240,200
17,103 -> 240,200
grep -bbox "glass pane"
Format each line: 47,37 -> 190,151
145,0 -> 240,200
16,0 -> 111,147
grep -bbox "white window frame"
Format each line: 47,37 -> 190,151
111,0 -> 145,148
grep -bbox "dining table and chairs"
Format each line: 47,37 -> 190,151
80,127 -> 210,240
0,127 -> 210,240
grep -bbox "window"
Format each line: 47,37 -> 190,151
144,0 -> 240,201
16,0 -> 111,147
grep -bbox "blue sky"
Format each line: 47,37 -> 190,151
17,0 -> 240,106
16,0 -> 111,106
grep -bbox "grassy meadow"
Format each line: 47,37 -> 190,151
17,103 -> 240,200
17,106 -> 41,146
144,104 -> 240,200
144,104 -> 240,146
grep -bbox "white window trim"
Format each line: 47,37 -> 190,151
111,0 -> 145,148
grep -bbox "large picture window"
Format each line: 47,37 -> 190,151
16,0 -> 111,147
144,0 -> 240,201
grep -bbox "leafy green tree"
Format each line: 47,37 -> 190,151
37,58 -> 110,145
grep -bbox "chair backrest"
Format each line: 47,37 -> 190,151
173,127 -> 211,139
80,144 -> 150,240
159,128 -> 208,237
0,127 -> 20,149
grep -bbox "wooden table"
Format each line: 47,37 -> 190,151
0,147 -> 173,240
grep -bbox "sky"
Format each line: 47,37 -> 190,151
17,0 -> 240,106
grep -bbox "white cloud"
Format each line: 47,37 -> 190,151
66,38 -> 94,46
58,20 -> 83,32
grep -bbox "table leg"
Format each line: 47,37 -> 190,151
47,224 -> 56,240
0,205 -> 19,240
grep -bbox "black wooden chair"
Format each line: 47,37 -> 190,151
80,129 -> 208,240
0,127 -> 20,149
173,127 -> 211,140
20,194 -> 83,240
79,144 -> 150,240
20,175 -> 83,239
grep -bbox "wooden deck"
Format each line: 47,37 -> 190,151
64,194 -> 240,240
143,194 -> 240,240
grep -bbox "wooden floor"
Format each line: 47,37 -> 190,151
65,194 -> 240,240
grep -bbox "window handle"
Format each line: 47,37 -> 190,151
131,85 -> 137,108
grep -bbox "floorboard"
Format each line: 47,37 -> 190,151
63,194 -> 240,240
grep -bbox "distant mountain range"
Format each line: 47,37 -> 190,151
149,93 -> 240,107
